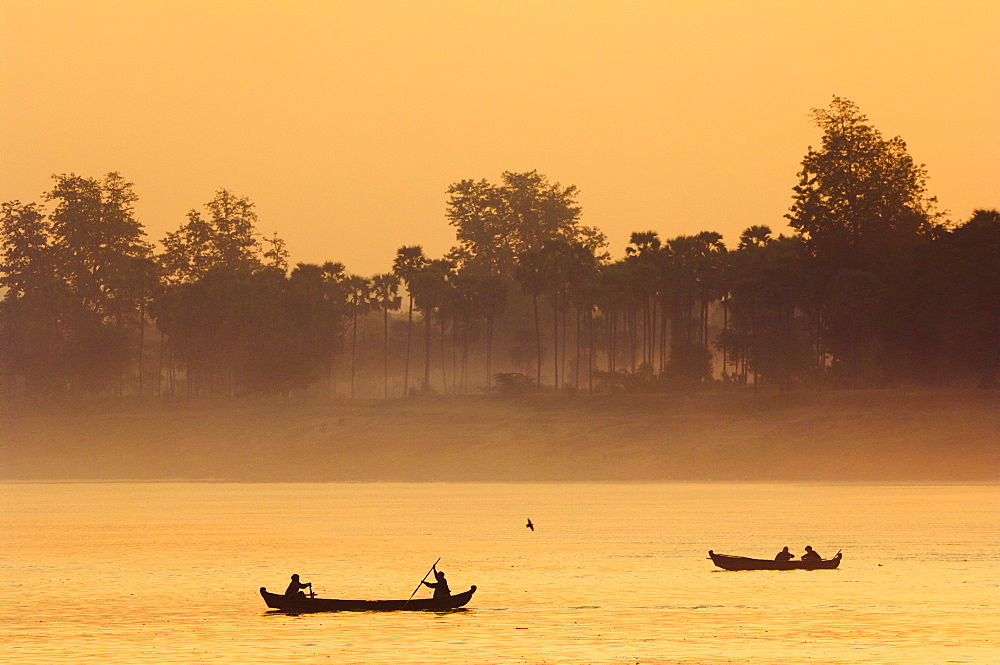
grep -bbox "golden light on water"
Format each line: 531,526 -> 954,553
1,482 -> 997,663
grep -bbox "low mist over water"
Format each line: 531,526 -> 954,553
2,390 -> 996,482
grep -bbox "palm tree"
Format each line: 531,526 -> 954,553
566,245 -> 601,391
515,247 -> 545,388
739,225 -> 773,249
321,262 -> 348,396
623,233 -> 664,374
287,262 -> 347,398
131,258 -> 162,397
595,260 -> 632,374
722,226 -> 773,380
429,260 -> 457,394
408,257 -> 454,392
345,274 -> 372,398
458,269 -> 505,391
534,239 -> 599,389
693,231 -> 728,350
392,246 -> 427,397
370,273 -> 402,397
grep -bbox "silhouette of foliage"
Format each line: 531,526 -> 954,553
1,119 -> 996,400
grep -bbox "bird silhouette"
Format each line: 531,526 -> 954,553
526,518 -> 534,531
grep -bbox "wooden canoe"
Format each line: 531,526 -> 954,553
259,585 -> 477,612
709,550 -> 842,571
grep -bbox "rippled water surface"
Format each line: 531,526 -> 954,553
1,482 -> 997,663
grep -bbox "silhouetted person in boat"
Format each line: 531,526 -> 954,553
285,574 -> 312,599
775,546 -> 794,561
526,518 -> 534,531
422,569 -> 451,601
801,546 -> 822,561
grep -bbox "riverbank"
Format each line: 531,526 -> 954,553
1,389 -> 997,481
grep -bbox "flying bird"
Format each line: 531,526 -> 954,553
526,518 -> 534,531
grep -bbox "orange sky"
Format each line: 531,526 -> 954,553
2,1 -> 997,275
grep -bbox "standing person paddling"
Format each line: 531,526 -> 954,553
422,569 -> 451,601
285,573 -> 312,598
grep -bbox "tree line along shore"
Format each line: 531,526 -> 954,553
1,97 -> 998,403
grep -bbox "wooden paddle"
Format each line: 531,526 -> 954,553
404,557 -> 441,606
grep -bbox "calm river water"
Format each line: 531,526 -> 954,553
1,482 -> 997,664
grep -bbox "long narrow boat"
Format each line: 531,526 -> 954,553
709,550 -> 842,571
259,585 -> 477,612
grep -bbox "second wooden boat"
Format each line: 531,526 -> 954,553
709,550 -> 842,571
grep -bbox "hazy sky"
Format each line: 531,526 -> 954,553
2,1 -> 997,275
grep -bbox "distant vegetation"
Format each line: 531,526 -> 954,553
1,97 -> 998,400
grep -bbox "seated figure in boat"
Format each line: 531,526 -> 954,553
774,546 -> 794,561
285,573 -> 312,598
422,570 -> 451,601
801,546 -> 822,561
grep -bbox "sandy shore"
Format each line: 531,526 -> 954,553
2,389 -> 997,481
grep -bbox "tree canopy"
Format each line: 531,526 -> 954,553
446,170 -> 606,276
788,97 -> 943,272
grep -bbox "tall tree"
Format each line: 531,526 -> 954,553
787,97 -> 942,271
529,239 -> 599,388
0,202 -> 63,395
106,256 -> 161,396
370,273 -> 402,397
159,188 -> 282,283
204,189 -> 263,272
287,261 -> 348,396
262,232 -> 290,273
392,245 -> 428,396
447,170 -> 605,278
0,201 -> 51,300
625,231 -> 664,372
933,209 -> 1000,387
721,231 -> 813,389
1,173 -> 156,396
344,274 -> 373,398
46,172 -> 152,315
445,179 -> 510,275
787,97 -> 944,383
408,257 -> 454,392
159,210 -> 218,283
514,247 -> 546,387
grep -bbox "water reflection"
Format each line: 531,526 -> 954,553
0,482 -> 997,664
